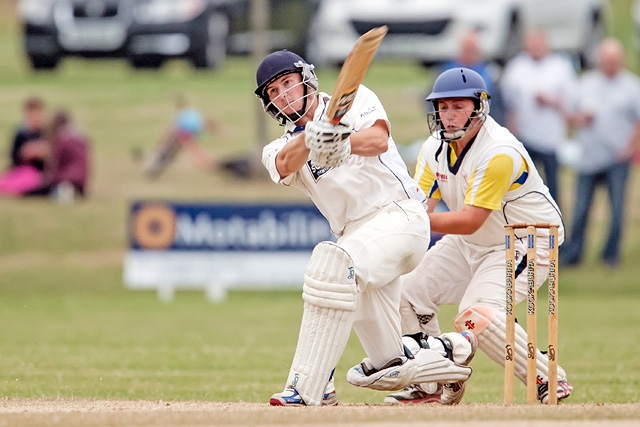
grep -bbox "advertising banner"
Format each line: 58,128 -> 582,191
123,201 -> 333,302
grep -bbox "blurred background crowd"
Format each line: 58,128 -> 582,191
2,0 -> 639,269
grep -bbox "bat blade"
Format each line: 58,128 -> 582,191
325,25 -> 388,125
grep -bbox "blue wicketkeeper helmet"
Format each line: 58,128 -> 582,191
427,67 -> 490,102
426,67 -> 491,140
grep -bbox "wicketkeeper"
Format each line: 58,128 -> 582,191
386,67 -> 572,405
255,50 -> 478,406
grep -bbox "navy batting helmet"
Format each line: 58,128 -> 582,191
426,68 -> 491,141
254,50 -> 318,124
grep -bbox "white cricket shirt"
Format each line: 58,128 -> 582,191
500,52 -> 577,153
414,116 -> 564,247
262,85 -> 425,236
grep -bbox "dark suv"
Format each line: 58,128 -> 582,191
18,0 -> 245,70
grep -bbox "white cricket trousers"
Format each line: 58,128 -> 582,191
401,233 -> 550,336
338,199 -> 431,368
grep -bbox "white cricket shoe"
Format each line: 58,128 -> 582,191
384,383 -> 442,404
538,379 -> 573,404
269,371 -> 338,406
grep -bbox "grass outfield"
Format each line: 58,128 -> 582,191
1,283 -> 640,405
0,1 -> 640,423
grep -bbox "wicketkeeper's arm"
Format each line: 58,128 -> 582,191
428,205 -> 492,235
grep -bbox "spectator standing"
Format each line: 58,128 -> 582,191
561,38 -> 640,267
500,29 -> 577,206
440,30 -> 505,125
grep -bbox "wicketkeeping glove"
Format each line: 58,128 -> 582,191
304,119 -> 352,168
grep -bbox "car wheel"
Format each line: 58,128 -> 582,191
579,10 -> 604,70
129,55 -> 164,70
497,12 -> 521,66
192,12 -> 229,69
29,54 -> 59,70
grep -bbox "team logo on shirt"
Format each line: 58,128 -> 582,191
436,172 -> 448,182
307,160 -> 331,181
360,106 -> 378,117
417,313 -> 434,325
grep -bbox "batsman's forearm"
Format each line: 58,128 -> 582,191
275,134 -> 310,178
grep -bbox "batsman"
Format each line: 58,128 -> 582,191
385,67 -> 572,405
255,50 -> 478,406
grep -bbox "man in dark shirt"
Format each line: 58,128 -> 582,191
0,97 -> 49,196
10,97 -> 47,171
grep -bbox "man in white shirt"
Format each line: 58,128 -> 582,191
255,50 -> 477,406
561,38 -> 640,267
501,29 -> 577,207
385,67 -> 571,405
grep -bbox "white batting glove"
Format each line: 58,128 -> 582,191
304,119 -> 352,168
309,139 -> 351,168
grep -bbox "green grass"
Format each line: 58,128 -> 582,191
0,0 -> 639,406
1,285 -> 640,404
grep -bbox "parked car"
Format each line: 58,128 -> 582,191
306,0 -> 606,69
18,0 -> 246,70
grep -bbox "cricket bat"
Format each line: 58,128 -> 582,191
325,26 -> 388,125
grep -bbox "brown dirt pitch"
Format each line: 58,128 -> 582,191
1,400 -> 639,427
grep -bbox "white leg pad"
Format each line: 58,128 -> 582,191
285,242 -> 357,406
453,306 -> 566,385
